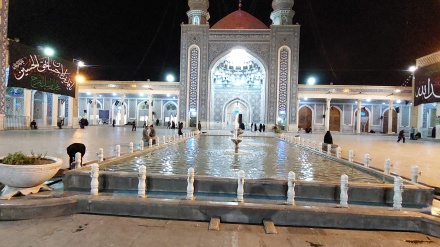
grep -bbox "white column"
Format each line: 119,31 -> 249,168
68,96 -> 75,128
356,99 -> 362,134
148,94 -> 153,126
388,100 -> 393,134
120,94 -> 126,125
24,89 -> 32,126
51,94 -> 59,127
93,93 -> 98,125
295,98 -> 300,132
325,98 -> 331,131
436,104 -> 440,139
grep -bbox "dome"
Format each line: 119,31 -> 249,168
211,10 -> 268,30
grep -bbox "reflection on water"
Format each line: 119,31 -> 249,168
104,136 -> 383,183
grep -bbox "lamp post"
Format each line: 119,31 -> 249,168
72,59 -> 85,129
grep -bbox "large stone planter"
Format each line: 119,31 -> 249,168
0,156 -> 62,199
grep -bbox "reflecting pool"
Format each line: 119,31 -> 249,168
104,136 -> 384,183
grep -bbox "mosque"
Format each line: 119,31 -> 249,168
0,0 -> 438,138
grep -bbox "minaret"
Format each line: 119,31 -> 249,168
270,0 -> 295,25
187,0 -> 210,25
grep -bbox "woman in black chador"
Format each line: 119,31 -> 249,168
324,131 -> 333,144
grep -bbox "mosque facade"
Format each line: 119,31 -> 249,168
0,0 -> 437,139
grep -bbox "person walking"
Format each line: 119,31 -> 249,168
132,120 -> 136,131
397,129 -> 405,143
198,121 -> 202,132
251,123 -> 254,132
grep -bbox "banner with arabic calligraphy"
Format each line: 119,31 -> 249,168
8,42 -> 77,97
414,63 -> 440,106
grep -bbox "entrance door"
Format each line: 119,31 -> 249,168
298,107 -> 312,130
354,108 -> 370,132
383,109 -> 398,133
329,107 -> 341,131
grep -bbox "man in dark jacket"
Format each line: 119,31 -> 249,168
67,143 -> 86,169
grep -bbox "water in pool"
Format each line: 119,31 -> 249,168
104,136 -> 384,183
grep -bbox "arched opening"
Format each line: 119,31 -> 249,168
329,106 -> 341,131
298,106 -> 312,130
354,107 -> 370,132
32,91 -> 46,126
383,109 -> 398,133
111,100 -> 127,125
223,98 -> 250,128
163,101 -> 178,127
138,101 -> 150,126
209,48 -> 267,129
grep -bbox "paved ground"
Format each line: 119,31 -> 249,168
0,126 -> 439,188
0,214 -> 439,247
1,126 -> 440,246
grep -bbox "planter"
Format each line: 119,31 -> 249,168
0,156 -> 62,199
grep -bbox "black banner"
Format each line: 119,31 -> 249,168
414,63 -> 440,106
8,42 -> 77,97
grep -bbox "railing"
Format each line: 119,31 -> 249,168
3,115 -> 31,130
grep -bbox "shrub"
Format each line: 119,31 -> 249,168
1,151 -> 50,165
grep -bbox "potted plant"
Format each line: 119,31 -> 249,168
0,151 -> 62,200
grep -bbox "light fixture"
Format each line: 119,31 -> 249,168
112,92 -> 117,96
307,77 -> 316,85
75,75 -> 85,83
166,74 -> 175,82
396,99 -> 402,104
366,99 -> 371,102
43,47 -> 55,57
408,66 -> 417,72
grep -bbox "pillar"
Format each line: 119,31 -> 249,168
69,96 -> 75,128
0,0 -> 9,131
356,99 -> 362,134
148,94 -> 153,126
93,93 -> 98,125
24,89 -> 31,126
120,93 -> 125,125
436,104 -> 440,139
325,98 -> 331,131
296,99 -> 300,132
388,100 -> 393,134
51,94 -> 59,127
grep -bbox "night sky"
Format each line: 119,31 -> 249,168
7,0 -> 440,86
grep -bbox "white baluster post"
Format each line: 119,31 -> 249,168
75,152 -> 82,168
393,176 -> 403,210
139,141 -> 144,150
116,145 -> 121,157
411,165 -> 419,183
287,171 -> 296,205
90,163 -> 99,195
340,174 -> 349,208
129,142 -> 134,153
97,148 -> 104,162
384,159 -> 391,174
237,170 -> 245,203
327,144 -> 331,155
348,150 -> 354,162
149,139 -> 153,148
336,147 -> 341,158
138,165 -> 147,198
163,136 -> 166,144
187,167 -> 195,200
318,142 -> 323,153
364,154 -> 370,167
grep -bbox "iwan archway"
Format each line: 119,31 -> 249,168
209,49 -> 267,129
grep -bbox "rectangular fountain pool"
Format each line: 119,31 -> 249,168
103,136 -> 385,183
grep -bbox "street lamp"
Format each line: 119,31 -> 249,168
409,66 -> 417,73
43,47 -> 55,57
307,77 -> 316,85
166,74 -> 175,82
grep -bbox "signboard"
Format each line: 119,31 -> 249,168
98,110 -> 110,119
8,42 -> 77,97
414,63 -> 440,106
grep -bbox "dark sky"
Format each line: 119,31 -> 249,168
7,0 -> 440,86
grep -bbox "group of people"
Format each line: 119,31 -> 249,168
142,124 -> 157,144
250,123 -> 266,132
